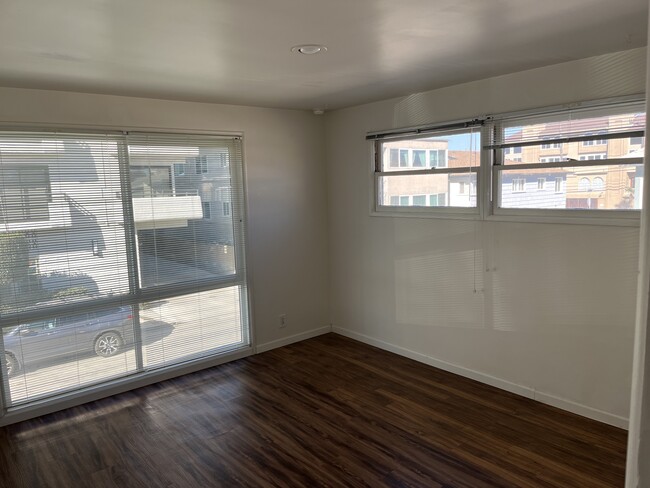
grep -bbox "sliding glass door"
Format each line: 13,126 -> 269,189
0,131 -> 249,409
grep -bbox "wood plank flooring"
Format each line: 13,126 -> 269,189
0,333 -> 627,487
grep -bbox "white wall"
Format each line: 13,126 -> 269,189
0,87 -> 331,349
325,47 -> 647,427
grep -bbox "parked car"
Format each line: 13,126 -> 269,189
3,306 -> 134,377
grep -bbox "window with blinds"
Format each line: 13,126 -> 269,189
0,131 -> 249,409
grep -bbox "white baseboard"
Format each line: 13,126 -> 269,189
332,326 -> 629,430
256,325 -> 332,354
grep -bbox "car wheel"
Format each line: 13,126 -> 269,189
4,353 -> 18,377
94,332 -> 124,358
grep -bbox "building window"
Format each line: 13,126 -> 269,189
375,127 -> 480,213
412,195 -> 427,206
578,177 -> 591,191
540,157 -> 564,163
582,134 -> 607,146
512,178 -> 526,193
399,149 -> 409,167
592,177 -> 605,191
429,149 -> 447,168
541,139 -> 561,149
195,155 -> 208,174
202,201 -> 211,219
555,177 -> 563,193
429,193 -> 447,207
0,165 -> 51,223
222,202 -> 231,216
173,163 -> 185,176
412,150 -> 426,168
537,178 -> 546,190
579,154 -> 607,161
631,136 -> 645,146
389,149 -> 399,168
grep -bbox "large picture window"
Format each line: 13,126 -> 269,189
0,131 -> 249,410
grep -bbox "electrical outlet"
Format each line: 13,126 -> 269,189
279,314 -> 287,328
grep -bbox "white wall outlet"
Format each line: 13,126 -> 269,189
279,314 -> 287,328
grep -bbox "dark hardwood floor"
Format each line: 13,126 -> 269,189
0,333 -> 627,487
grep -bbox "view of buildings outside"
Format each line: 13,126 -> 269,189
0,135 -> 243,404
379,131 -> 480,208
379,112 -> 645,211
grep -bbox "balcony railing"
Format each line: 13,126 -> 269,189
132,193 -> 203,229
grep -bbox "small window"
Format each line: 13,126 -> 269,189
593,177 -> 605,191
578,177 -> 591,192
0,165 -> 51,223
222,202 -> 231,216
173,164 -> 185,177
631,136 -> 644,146
555,177 -> 563,193
429,149 -> 447,168
541,139 -> 561,149
537,178 -> 546,190
579,154 -> 607,161
195,156 -> 208,174
412,150 -> 426,168
583,134 -> 608,146
429,193 -> 447,207
412,195 -> 426,206
399,150 -> 409,167
376,127 -> 480,212
512,178 -> 526,193
202,201 -> 211,219
389,149 -> 399,168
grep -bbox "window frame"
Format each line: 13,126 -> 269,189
369,95 -> 644,226
489,98 -> 644,225
371,125 -> 482,218
0,127 -> 253,419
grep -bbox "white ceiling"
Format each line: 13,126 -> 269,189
0,0 -> 647,111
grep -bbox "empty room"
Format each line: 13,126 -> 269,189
1,0 -> 650,487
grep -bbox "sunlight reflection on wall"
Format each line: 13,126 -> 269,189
394,220 -> 485,330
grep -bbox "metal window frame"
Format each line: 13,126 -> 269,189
0,128 -> 252,415
372,125 -> 483,218
369,95 -> 644,225
489,98 -> 644,224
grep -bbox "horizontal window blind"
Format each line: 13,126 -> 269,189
0,132 -> 131,319
125,133 -> 248,370
0,130 -> 249,409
